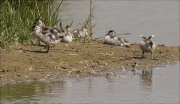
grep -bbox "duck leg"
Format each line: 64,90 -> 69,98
142,51 -> 145,58
46,44 -> 50,53
51,44 -> 56,48
151,52 -> 153,59
38,40 -> 41,46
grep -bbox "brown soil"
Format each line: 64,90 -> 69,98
0,39 -> 179,85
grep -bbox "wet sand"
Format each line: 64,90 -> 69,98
0,39 -> 179,85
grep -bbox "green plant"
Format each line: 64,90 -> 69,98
75,0 -> 97,44
0,0 -> 63,50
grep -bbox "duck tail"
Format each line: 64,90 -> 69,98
124,43 -> 130,48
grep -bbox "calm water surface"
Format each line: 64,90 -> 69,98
0,64 -> 179,103
60,1 -> 179,46
1,1 -> 179,104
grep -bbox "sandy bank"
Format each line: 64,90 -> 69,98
0,39 -> 179,85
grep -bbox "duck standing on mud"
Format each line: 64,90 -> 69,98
32,25 -> 61,53
139,35 -> 156,59
104,30 -> 131,47
33,18 -> 64,45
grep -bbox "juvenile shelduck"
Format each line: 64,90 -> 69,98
72,27 -> 88,38
33,18 -> 64,44
139,35 -> 156,59
61,25 -> 73,43
32,25 -> 61,53
104,30 -> 131,47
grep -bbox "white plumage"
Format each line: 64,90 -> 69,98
33,18 -> 64,39
61,32 -> 73,43
104,30 -> 131,47
32,25 -> 61,53
33,18 -> 73,43
139,35 -> 156,59
72,27 -> 88,38
61,25 -> 73,43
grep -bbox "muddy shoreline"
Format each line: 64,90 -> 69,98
0,39 -> 179,85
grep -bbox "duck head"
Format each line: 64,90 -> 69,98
32,25 -> 42,32
33,18 -> 45,27
65,25 -> 71,32
107,30 -> 116,38
82,27 -> 88,32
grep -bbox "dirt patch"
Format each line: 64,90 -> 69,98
0,39 -> 179,85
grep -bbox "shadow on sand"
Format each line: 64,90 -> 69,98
131,56 -> 159,60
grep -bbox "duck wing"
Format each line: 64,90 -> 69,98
148,35 -> 155,40
118,37 -> 130,47
140,35 -> 149,42
72,29 -> 80,37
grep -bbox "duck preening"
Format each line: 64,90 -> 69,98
72,27 -> 88,38
139,35 -> 156,59
61,25 -> 73,43
104,30 -> 131,47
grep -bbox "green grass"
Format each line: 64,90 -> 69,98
0,0 -> 63,50
0,0 -> 97,49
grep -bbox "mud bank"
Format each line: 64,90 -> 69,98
0,39 -> 179,85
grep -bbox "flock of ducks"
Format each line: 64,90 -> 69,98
31,18 -> 156,59
32,18 -> 88,53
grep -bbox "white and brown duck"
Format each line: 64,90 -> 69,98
32,25 -> 61,53
61,25 -> 73,43
104,30 -> 131,47
72,27 -> 88,38
139,35 -> 156,59
33,18 -> 64,45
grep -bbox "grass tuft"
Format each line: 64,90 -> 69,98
75,0 -> 97,44
0,0 -> 63,50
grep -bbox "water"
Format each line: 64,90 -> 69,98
1,1 -> 179,103
0,64 -> 179,103
60,1 -> 179,46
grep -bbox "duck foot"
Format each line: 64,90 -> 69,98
45,45 -> 50,53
